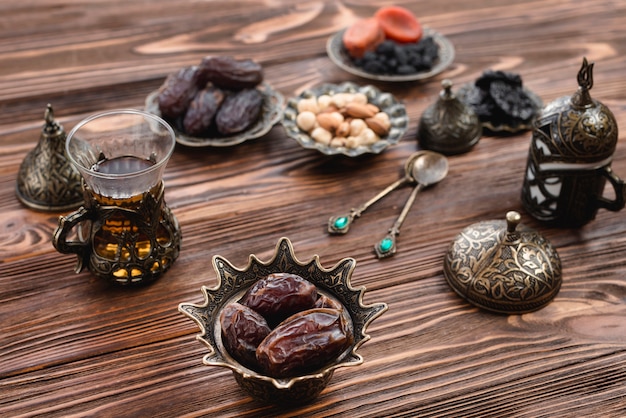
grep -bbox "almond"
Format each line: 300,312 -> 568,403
366,103 -> 381,114
365,117 -> 390,136
343,103 -> 377,119
318,104 -> 340,114
316,113 -> 341,132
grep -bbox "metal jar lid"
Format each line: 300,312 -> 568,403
16,104 -> 84,211
443,211 -> 562,314
417,79 -> 482,155
533,57 -> 618,164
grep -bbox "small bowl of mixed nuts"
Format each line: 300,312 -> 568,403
282,82 -> 408,157
178,237 -> 387,404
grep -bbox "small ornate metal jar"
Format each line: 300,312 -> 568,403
16,104 -> 83,211
444,211 -> 562,314
417,79 -> 482,155
521,58 -> 625,227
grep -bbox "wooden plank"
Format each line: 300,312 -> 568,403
1,0 -> 625,416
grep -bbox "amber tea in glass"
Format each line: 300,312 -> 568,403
53,110 -> 181,285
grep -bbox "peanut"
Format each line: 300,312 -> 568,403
316,94 -> 334,111
297,97 -> 319,114
296,111 -> 317,132
336,120 -> 351,138
310,127 -> 333,145
349,118 -> 367,136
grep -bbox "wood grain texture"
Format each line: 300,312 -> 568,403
1,0 -> 625,416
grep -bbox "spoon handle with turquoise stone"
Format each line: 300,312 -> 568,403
374,183 -> 425,258
328,175 -> 412,235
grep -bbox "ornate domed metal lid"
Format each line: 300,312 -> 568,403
534,57 -> 618,163
417,79 -> 482,155
443,211 -> 562,314
16,104 -> 84,211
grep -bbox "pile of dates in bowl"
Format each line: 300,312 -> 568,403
148,55 -> 283,147
179,238 -> 388,404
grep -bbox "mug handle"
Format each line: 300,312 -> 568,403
52,206 -> 93,273
596,166 -> 626,212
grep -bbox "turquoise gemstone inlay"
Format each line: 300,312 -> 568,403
379,237 -> 393,253
334,216 -> 349,230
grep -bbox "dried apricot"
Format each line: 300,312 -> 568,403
342,17 -> 385,59
374,6 -> 422,43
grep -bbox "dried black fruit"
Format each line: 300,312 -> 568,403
351,37 -> 439,75
215,88 -> 264,136
182,85 -> 225,136
157,66 -> 200,120
197,56 -> 263,90
489,80 -> 535,121
464,70 -> 537,127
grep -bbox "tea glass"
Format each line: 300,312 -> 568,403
53,109 -> 181,285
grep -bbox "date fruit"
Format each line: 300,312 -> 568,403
314,294 -> 344,310
256,308 -> 354,378
183,85 -> 225,136
240,273 -> 317,326
157,66 -> 199,120
197,56 -> 263,90
220,302 -> 272,368
215,88 -> 264,135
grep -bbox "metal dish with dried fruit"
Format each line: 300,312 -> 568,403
456,70 -> 543,134
327,27 -> 454,83
145,83 -> 283,147
145,56 -> 284,147
282,82 -> 408,157
178,237 -> 387,404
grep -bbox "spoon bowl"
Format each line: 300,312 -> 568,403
411,150 -> 449,187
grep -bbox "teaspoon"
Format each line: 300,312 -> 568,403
375,151 -> 449,258
328,152 -> 426,235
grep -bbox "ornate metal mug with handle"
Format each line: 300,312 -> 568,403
521,58 -> 626,227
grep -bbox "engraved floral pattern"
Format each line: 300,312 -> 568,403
178,237 -> 387,404
444,219 -> 562,313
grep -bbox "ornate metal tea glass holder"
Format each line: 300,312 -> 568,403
53,181 -> 181,285
52,109 -> 182,286
521,57 -> 626,227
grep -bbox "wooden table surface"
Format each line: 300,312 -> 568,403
2,1 -> 625,417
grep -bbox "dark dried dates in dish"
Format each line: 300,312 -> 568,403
240,272 -> 318,327
221,273 -> 353,378
220,302 -> 271,369
156,56 -> 265,138
256,308 -> 353,378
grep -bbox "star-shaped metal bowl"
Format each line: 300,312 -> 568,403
178,237 -> 388,404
